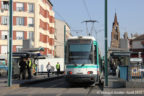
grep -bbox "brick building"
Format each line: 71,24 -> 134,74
110,13 -> 120,48
0,0 -> 55,59
130,34 -> 144,62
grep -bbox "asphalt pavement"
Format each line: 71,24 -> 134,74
1,78 -> 144,96
1,74 -> 144,96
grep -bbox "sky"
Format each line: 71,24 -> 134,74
51,0 -> 144,55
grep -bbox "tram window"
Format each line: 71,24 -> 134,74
94,45 -> 97,64
68,44 -> 93,64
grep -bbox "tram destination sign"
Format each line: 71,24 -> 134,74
68,39 -> 92,44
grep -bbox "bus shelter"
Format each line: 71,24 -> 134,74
12,48 -> 45,78
110,51 -> 130,81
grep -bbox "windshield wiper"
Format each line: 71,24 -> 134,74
73,63 -> 77,66
81,63 -> 85,66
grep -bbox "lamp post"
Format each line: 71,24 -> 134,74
8,0 -> 13,87
105,0 -> 108,86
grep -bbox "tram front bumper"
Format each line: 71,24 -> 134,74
65,74 -> 99,83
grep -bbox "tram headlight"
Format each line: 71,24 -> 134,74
87,71 -> 93,74
68,71 -> 72,75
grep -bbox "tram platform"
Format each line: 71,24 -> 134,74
0,74 -> 64,88
102,75 -> 144,88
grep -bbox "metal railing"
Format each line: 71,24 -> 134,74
129,65 -> 144,82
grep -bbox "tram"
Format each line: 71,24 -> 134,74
65,36 -> 102,84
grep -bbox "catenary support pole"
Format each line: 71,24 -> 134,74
8,0 -> 13,87
64,25 -> 66,70
105,0 -> 108,86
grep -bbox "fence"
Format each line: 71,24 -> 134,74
128,65 -> 144,82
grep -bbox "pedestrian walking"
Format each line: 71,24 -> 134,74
46,62 -> 51,77
56,62 -> 60,76
19,57 -> 26,80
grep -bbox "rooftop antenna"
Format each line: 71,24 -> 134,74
82,20 -> 98,36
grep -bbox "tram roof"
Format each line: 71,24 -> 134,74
68,36 -> 96,41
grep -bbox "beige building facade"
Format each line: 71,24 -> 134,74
55,19 -> 72,58
0,0 -> 55,59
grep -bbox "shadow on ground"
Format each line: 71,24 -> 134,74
21,78 -> 104,91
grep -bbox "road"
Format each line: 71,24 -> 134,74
0,77 -> 144,96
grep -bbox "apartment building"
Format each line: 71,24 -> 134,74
0,0 -> 55,59
55,19 -> 72,58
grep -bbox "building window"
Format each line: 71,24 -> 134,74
1,31 -> 8,40
28,18 -> 34,27
114,34 -> 118,40
16,46 -> 22,52
16,3 -> 24,11
1,1 -> 9,11
16,17 -> 24,26
1,46 -> 7,54
1,16 -> 8,25
16,31 -> 24,40
29,32 -> 34,41
29,3 -> 34,13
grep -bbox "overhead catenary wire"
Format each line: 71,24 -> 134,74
53,8 -> 67,24
82,0 -> 91,20
94,27 -> 103,40
54,8 -> 86,36
53,8 -> 81,36
81,0 -> 98,36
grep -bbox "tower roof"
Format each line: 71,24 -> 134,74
113,13 -> 119,26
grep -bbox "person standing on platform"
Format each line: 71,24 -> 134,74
26,58 -> 32,79
56,62 -> 60,76
19,57 -> 26,80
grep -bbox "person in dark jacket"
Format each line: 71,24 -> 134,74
19,58 -> 26,80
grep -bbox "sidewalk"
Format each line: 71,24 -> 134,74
102,75 -> 144,88
102,75 -> 126,88
0,74 -> 64,88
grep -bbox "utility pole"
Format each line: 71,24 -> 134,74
8,0 -> 13,87
64,25 -> 66,68
105,0 -> 108,86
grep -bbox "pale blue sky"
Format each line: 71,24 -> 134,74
51,0 -> 144,55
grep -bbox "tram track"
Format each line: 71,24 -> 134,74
87,83 -> 104,96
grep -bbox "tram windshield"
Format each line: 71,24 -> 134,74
67,40 -> 93,64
